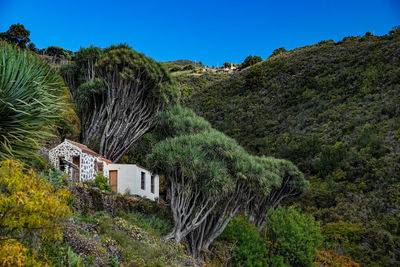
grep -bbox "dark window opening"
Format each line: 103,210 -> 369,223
59,157 -> 66,171
95,161 -> 104,172
72,156 -> 80,167
151,175 -> 155,193
141,172 -> 145,190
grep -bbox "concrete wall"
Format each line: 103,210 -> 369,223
103,164 -> 159,201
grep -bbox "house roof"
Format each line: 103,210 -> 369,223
66,139 -> 102,157
65,139 -> 114,164
101,158 -> 114,164
63,140 -> 151,169
135,164 -> 150,172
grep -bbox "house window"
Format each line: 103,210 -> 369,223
95,161 -> 104,172
151,175 -> 155,193
141,172 -> 145,190
59,157 -> 66,171
72,156 -> 80,167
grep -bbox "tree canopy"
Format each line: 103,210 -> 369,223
153,104 -> 212,141
46,46 -> 73,59
0,24 -> 31,48
239,55 -> 263,70
60,45 -> 179,162
270,47 -> 287,57
147,105 -> 307,259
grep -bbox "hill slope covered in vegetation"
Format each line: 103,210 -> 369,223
182,32 -> 400,265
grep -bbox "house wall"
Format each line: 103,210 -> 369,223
49,141 -> 99,181
103,164 -> 159,201
79,152 -> 98,181
49,142 -> 80,178
134,166 -> 159,201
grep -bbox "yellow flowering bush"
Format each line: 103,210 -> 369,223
0,239 -> 44,267
0,159 -> 72,266
0,160 -> 71,240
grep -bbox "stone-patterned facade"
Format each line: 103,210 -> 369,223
49,140 -> 101,181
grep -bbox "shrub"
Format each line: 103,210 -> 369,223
130,198 -> 171,221
0,160 -> 71,241
219,215 -> 268,267
41,168 -> 68,186
239,55 -> 263,69
322,221 -> 363,247
271,47 -> 287,57
263,206 -> 323,267
94,173 -> 111,192
316,250 -> 360,267
0,239 -> 41,267
0,41 -> 77,162
183,64 -> 195,71
0,160 -> 71,266
117,211 -> 172,237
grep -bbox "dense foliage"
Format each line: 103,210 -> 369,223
174,71 -> 230,100
269,47 -> 287,57
239,55 -> 263,70
93,173 -> 111,192
0,160 -> 71,266
219,216 -> 268,267
0,160 -> 71,241
60,44 -> 178,162
0,24 -> 31,48
153,104 -> 212,140
263,206 -> 323,266
46,46 -> 73,60
218,207 -> 322,267
147,105 -> 307,259
183,31 -> 400,265
0,41 -> 77,162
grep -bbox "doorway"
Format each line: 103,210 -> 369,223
109,170 -> 118,193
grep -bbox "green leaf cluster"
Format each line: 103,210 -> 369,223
219,207 -> 322,267
264,206 -> 323,266
0,41 -> 77,162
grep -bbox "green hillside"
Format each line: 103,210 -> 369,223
183,32 -> 400,265
2,21 -> 400,266
164,59 -> 202,67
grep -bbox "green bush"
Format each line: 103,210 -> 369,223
41,168 -> 68,186
219,215 -> 268,267
264,206 -> 323,267
0,41 -> 76,162
94,173 -> 111,192
183,64 -> 195,71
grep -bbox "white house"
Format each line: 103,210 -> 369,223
49,139 -> 159,200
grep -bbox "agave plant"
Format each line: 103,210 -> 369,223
0,41 -> 70,161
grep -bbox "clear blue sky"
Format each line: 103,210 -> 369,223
1,0 -> 399,66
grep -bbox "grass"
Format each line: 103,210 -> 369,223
96,213 -> 194,267
116,210 -> 173,237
